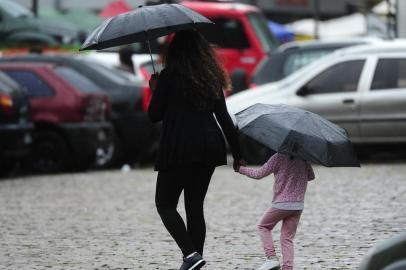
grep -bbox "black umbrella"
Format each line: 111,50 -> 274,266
235,103 -> 360,167
80,3 -> 213,74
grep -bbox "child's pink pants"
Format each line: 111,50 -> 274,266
258,207 -> 302,270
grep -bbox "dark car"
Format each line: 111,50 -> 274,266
0,71 -> 33,175
0,62 -> 113,173
0,0 -> 84,46
1,55 -> 160,166
251,39 -> 379,87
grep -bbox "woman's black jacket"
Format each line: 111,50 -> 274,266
148,69 -> 241,171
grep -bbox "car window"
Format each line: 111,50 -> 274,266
4,71 -> 54,98
304,60 -> 365,94
371,58 -> 406,90
284,50 -> 335,77
54,66 -> 101,93
199,18 -> 250,49
247,12 -> 278,53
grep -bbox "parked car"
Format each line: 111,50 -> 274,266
83,52 -> 160,82
0,71 -> 33,175
1,55 -> 160,165
251,38 -> 382,87
0,62 -> 113,173
180,0 -> 279,93
81,51 -> 164,111
0,0 -> 84,46
227,42 -> 406,163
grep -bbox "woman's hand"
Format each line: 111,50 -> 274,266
149,73 -> 159,91
233,159 -> 247,172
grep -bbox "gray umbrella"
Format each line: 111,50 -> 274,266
235,103 -> 360,167
80,3 -> 213,73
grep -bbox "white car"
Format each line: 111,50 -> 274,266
79,51 -> 159,82
227,41 -> 406,162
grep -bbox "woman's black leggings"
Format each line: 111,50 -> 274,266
155,166 -> 215,257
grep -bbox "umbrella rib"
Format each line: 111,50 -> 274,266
141,7 -> 149,40
156,5 -> 171,33
172,4 -> 195,26
97,17 -> 115,45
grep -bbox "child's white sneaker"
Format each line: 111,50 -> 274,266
257,256 -> 280,270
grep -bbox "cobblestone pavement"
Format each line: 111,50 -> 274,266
0,162 -> 405,270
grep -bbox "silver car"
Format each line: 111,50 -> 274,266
227,41 -> 406,162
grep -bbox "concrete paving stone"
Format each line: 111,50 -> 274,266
0,162 -> 405,269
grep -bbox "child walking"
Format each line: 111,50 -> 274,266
237,153 -> 315,270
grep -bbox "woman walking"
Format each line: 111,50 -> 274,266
148,30 -> 243,270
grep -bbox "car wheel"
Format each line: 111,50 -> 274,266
97,130 -> 124,168
31,130 -> 71,173
95,141 -> 115,167
239,133 -> 274,164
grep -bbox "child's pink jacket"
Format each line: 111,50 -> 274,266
239,153 -> 315,208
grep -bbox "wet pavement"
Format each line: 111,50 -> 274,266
0,162 -> 405,270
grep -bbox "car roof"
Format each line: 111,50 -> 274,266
277,38 -> 382,52
181,0 -> 259,14
2,54 -> 74,63
333,40 -> 406,57
0,54 -> 143,89
0,61 -> 56,69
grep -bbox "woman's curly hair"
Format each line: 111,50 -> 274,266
162,30 -> 231,109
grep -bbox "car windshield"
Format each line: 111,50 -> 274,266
0,0 -> 34,18
247,12 -> 278,53
199,18 -> 250,49
279,52 -> 339,88
54,66 -> 102,93
283,50 -> 335,76
0,72 -> 19,93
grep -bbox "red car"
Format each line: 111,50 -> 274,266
181,0 -> 278,93
0,71 -> 33,175
0,62 -> 113,173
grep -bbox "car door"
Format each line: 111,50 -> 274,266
359,56 -> 406,142
289,58 -> 367,141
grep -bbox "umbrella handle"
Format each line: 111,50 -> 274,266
146,39 -> 157,75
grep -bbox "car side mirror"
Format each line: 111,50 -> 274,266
297,86 -> 310,96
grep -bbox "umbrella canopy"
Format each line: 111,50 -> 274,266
80,3 -> 213,51
236,103 -> 360,167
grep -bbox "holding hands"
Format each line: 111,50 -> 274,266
233,159 -> 247,172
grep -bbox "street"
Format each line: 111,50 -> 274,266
0,161 -> 405,270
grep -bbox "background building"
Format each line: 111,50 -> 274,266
239,0 -> 364,22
